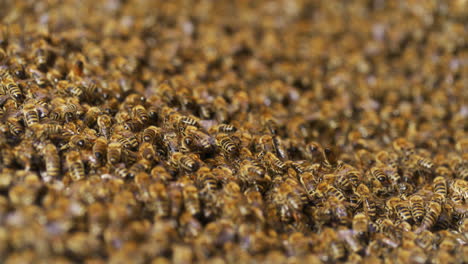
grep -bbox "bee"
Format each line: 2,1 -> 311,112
370,167 -> 388,184
150,166 -> 173,182
114,165 -> 131,179
36,123 -> 63,138
43,143 -> 60,180
97,115 -> 112,138
417,201 -> 441,232
34,47 -> 49,70
107,142 -> 122,164
348,193 -> 362,210
355,149 -> 375,169
327,185 -> 346,202
414,230 -> 434,251
322,147 -> 338,170
168,183 -> 184,218
62,134 -> 88,150
66,151 -> 85,181
352,213 -> 369,237
83,107 -> 101,127
176,115 -> 200,131
7,117 -> 23,136
262,151 -> 287,174
433,176 -> 447,199
387,197 -> 413,223
148,182 -> 169,218
64,82 -> 83,98
117,132 -> 139,150
412,155 -> 434,172
328,240 -> 347,261
454,163 -> 468,180
170,152 -> 200,173
21,103 -> 41,127
196,167 -> 218,192
335,173 -> 353,191
409,195 -> 426,224
92,137 -> 107,162
393,138 -> 415,159
182,183 -> 200,216
5,81 -> 23,101
347,170 -> 362,187
51,102 -> 80,122
356,184 -> 377,219
212,124 -> 237,133
128,159 -> 152,178
142,126 -> 163,143
139,142 -> 156,161
132,105 -> 149,123
80,80 -> 98,99
240,160 -> 265,182
216,133 -> 239,157
272,136 -> 288,160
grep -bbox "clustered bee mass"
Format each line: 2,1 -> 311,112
0,0 -> 467,263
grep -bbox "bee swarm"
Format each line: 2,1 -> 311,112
0,0 -> 467,263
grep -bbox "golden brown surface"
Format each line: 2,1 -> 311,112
0,0 -> 467,263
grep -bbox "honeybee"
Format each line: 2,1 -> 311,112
412,154 -> 434,173
352,213 -> 369,238
239,159 -> 266,185
83,106 -> 101,127
393,138 -> 415,159
148,182 -> 169,218
454,163 -> 468,180
175,115 -> 200,132
92,137 -> 107,163
409,195 -> 426,224
216,133 -> 239,157
139,142 -> 156,161
417,201 -> 441,232
433,176 -> 447,199
196,167 -> 218,192
386,197 -> 413,223
142,126 -> 163,143
114,165 -> 131,179
211,124 -> 237,134
168,183 -> 184,218
335,173 -> 353,191
328,240 -> 347,262
107,142 -> 122,164
262,151 -> 287,174
150,166 -> 173,182
182,182 -> 200,216
43,143 -> 60,180
5,81 -> 23,101
169,152 -> 200,173
117,131 -> 139,150
61,134 -> 88,150
355,184 -> 377,219
21,103 -> 42,128
128,159 -> 152,178
97,115 -> 112,138
66,151 -> 85,181
355,149 -> 376,169
36,123 -> 63,138
7,117 -> 23,136
132,105 -> 149,123
370,167 -> 388,184
327,185 -> 347,202
347,170 -> 362,187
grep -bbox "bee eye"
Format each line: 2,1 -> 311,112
378,176 -> 386,182
77,140 -> 85,147
184,137 -> 193,145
